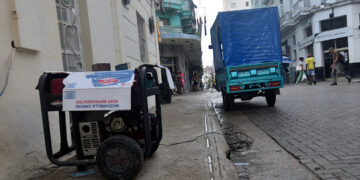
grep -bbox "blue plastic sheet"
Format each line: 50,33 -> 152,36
211,7 -> 282,71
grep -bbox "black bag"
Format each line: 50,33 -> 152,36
338,53 -> 345,64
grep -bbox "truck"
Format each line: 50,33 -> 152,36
210,7 -> 283,111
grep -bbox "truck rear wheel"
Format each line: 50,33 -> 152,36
222,91 -> 233,111
265,90 -> 276,107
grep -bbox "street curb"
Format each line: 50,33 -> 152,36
206,103 -> 239,180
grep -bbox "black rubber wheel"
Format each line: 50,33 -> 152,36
149,114 -> 161,156
96,135 -> 143,180
165,92 -> 172,104
222,91 -> 233,111
265,90 -> 276,107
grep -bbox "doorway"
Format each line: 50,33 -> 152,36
322,37 -> 348,78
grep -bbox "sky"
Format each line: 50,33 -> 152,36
193,0 -> 223,67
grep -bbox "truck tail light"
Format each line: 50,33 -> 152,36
269,81 -> 280,87
230,86 -> 242,91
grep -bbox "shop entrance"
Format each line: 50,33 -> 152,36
322,37 -> 348,78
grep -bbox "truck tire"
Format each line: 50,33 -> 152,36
96,135 -> 143,180
222,91 -> 233,111
265,90 -> 276,107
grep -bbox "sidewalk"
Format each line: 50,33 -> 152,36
30,92 -> 238,180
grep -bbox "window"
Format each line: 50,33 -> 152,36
322,37 -> 348,51
320,16 -> 347,32
280,0 -> 283,4
137,13 -> 147,62
293,50 -> 297,61
293,35 -> 296,45
306,45 -> 314,57
231,2 -> 237,8
282,40 -> 290,55
246,1 -> 249,6
56,0 -> 83,72
160,18 -> 169,26
305,26 -> 313,37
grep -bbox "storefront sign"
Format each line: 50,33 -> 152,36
315,27 -> 353,42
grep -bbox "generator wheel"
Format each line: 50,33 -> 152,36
96,135 -> 143,180
165,93 -> 172,103
149,114 -> 161,156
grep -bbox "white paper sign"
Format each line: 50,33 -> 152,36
62,70 -> 135,111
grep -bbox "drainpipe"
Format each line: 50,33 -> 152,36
290,0 -> 293,17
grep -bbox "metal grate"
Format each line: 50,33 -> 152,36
55,0 -> 84,72
79,122 -> 101,156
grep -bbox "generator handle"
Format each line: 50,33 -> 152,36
138,65 -> 163,157
37,73 -> 96,166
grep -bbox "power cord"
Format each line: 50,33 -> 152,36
0,48 -> 17,97
160,131 -> 223,147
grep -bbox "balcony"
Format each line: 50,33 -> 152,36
159,24 -> 202,67
160,26 -> 183,34
292,0 -> 312,18
163,0 -> 183,10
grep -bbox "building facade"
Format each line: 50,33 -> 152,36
223,0 -> 251,11
263,0 -> 360,80
0,0 -> 160,179
156,0 -> 202,92
250,0 -> 267,8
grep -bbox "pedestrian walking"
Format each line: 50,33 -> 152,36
296,57 -> 308,84
328,47 -> 352,85
305,53 -> 316,85
212,77 -> 216,90
176,71 -> 185,94
192,72 -> 199,91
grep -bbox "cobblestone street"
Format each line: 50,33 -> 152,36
231,82 -> 360,180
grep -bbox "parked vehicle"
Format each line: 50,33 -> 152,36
209,7 -> 283,111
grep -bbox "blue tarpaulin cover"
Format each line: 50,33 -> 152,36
211,7 -> 282,71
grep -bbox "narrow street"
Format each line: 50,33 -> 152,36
28,82 -> 356,179
214,81 -> 360,180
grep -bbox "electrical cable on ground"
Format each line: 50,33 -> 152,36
160,131 -> 223,147
0,48 -> 17,97
210,97 -> 254,152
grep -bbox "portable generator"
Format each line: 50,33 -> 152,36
37,65 -> 164,179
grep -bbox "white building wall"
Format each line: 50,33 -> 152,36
223,0 -> 251,11
0,0 -> 161,179
84,0 -> 118,69
117,0 -> 160,68
0,0 -> 64,179
81,0 -> 160,70
312,3 -> 359,65
349,3 -> 360,63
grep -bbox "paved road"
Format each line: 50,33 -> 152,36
230,82 -> 360,180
